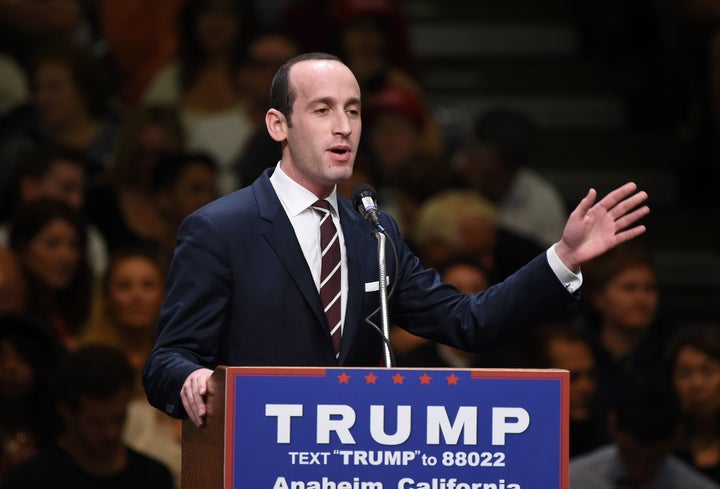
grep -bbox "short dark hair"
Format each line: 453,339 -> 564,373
666,323 -> 720,377
150,151 -> 218,192
269,52 -> 343,125
52,344 -> 134,411
531,321 -> 591,369
615,377 -> 680,444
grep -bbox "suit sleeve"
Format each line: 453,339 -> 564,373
142,211 -> 232,418
384,213 -> 576,351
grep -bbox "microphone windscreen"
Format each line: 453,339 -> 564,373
351,183 -> 379,210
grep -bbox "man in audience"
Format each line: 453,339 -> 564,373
570,378 -> 720,488
5,344 -> 173,489
533,321 -> 606,457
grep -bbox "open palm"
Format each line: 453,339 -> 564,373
555,182 -> 649,270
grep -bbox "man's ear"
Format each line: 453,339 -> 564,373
266,108 -> 288,143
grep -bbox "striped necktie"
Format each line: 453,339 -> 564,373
312,200 -> 342,354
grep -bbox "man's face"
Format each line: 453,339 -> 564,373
279,60 -> 361,197
547,337 -> 596,421
61,387 -> 131,460
615,431 -> 673,486
593,265 -> 658,333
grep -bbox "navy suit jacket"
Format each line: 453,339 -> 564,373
143,169 -> 575,418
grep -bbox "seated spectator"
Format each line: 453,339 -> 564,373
0,146 -> 108,276
150,152 -> 218,258
0,248 -> 25,313
142,0 -> 258,194
667,324 -> 720,484
459,107 -> 567,246
581,240 -> 666,429
0,314 -> 63,485
7,199 -> 93,349
80,248 -> 180,487
570,378 -> 719,488
4,345 -> 173,489
330,0 -> 442,156
411,189 -> 544,283
233,30 -> 300,187
0,41 -> 122,195
357,84 -> 455,235
86,105 -> 185,253
532,321 -> 606,457
396,255 -> 489,368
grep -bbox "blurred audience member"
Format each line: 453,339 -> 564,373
0,0 -> 84,66
0,314 -> 63,484
0,146 -> 107,276
234,31 -> 300,186
0,42 -> 121,190
533,321 -> 606,457
581,240 -> 665,433
8,199 -> 93,349
0,248 -> 25,314
412,189 -> 543,283
570,378 -> 719,489
98,0 -> 182,107
80,248 -> 180,487
358,85 -> 453,234
0,53 -> 28,116
81,248 -> 166,373
667,324 -> 720,484
86,105 -> 185,253
150,151 -> 218,257
143,0 -> 258,194
459,107 -> 567,247
395,255 -> 488,368
5,345 -> 173,489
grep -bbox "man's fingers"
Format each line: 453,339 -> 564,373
574,188 -> 597,217
597,182 -> 639,211
607,190 -> 649,220
614,224 -> 647,245
613,205 -> 650,231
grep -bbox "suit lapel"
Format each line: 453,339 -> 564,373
253,171 -> 328,332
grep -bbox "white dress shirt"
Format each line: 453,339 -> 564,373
270,163 -> 348,336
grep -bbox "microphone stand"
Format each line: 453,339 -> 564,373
375,229 -> 393,368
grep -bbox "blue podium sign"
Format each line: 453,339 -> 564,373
222,367 -> 568,489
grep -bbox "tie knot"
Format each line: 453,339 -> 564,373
312,199 -> 332,213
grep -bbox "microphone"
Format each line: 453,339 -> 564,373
351,183 -> 383,231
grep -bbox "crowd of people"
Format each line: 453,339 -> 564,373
0,1 -> 718,489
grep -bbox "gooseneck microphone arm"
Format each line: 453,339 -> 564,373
351,184 -> 394,368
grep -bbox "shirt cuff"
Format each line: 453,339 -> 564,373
546,244 -> 583,294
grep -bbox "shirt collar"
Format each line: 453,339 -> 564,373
270,162 -> 339,217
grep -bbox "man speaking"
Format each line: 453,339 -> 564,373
142,53 -> 649,428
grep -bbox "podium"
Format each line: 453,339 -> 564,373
182,366 -> 569,489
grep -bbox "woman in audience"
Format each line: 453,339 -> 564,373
8,198 -> 93,349
668,324 -> 720,483
143,0 -> 258,194
85,105 -> 185,253
80,247 -> 180,487
82,246 -> 166,372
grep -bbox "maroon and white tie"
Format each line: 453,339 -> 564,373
312,200 -> 342,354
